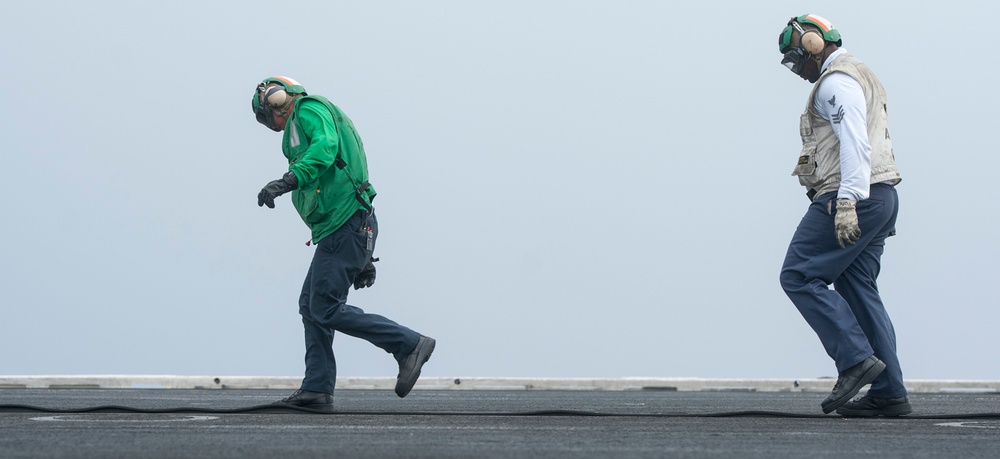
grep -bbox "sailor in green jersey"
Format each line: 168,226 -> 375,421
252,76 -> 435,412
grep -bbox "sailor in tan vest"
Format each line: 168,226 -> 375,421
776,15 -> 910,417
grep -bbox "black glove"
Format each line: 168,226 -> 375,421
257,171 -> 298,209
353,257 -> 379,290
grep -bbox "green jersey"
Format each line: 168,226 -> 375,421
283,96 -> 376,243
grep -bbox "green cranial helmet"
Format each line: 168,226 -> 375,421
778,14 -> 842,54
251,76 -> 308,130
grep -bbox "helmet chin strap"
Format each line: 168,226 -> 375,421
274,95 -> 297,118
811,46 -> 831,74
265,95 -> 301,131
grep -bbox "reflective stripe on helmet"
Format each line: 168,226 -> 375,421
803,15 -> 834,33
271,76 -> 301,88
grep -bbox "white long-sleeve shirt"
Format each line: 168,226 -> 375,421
812,49 -> 872,201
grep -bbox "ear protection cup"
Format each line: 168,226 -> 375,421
263,85 -> 288,108
800,29 -> 826,55
251,76 -> 307,130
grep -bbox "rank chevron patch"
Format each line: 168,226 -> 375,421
832,105 -> 845,124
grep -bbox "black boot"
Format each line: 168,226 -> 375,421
395,336 -> 436,398
837,396 -> 912,417
273,389 -> 334,413
821,356 -> 886,414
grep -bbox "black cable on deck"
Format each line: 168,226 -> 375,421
2,404 -> 999,419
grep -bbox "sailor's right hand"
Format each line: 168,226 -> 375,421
257,171 -> 298,209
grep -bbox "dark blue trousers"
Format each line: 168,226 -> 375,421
298,210 -> 420,395
780,184 -> 906,398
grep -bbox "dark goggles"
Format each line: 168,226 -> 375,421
253,84 -> 281,131
255,102 -> 276,130
781,48 -> 810,75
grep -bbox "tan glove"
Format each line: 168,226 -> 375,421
834,199 -> 861,249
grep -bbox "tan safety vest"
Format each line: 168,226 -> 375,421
792,52 -> 901,200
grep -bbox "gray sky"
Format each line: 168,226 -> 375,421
2,1 -> 997,382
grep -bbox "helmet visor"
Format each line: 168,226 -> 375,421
778,25 -> 795,54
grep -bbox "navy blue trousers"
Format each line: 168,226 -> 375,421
298,210 -> 420,395
780,184 -> 906,398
